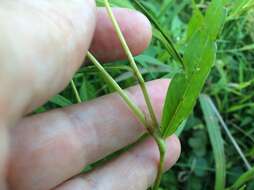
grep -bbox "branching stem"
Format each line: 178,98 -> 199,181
87,51 -> 166,189
84,1 -> 167,189
86,52 -> 148,128
104,0 -> 159,130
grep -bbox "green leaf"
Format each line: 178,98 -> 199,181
161,34 -> 216,137
186,3 -> 204,41
200,94 -> 226,190
204,0 -> 227,40
161,0 -> 226,137
184,31 -> 216,76
175,120 -> 187,136
49,95 -> 73,107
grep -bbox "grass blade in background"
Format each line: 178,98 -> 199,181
207,94 -> 252,170
226,167 -> 254,190
49,95 -> 73,107
200,94 -> 226,190
132,0 -> 184,67
228,0 -> 254,20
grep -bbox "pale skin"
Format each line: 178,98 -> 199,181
0,1 -> 181,190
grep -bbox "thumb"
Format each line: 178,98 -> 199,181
0,0 -> 96,123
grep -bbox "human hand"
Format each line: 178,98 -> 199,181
0,1 -> 181,190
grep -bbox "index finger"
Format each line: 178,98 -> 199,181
90,8 -> 152,62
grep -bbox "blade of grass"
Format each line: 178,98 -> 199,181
228,0 -> 254,21
200,94 -> 226,190
49,95 -> 73,107
132,0 -> 184,68
206,96 -> 252,170
226,167 -> 254,190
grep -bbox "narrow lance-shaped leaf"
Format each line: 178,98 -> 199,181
161,33 -> 216,137
200,94 -> 226,190
205,0 -> 227,40
186,2 -> 204,41
161,0 -> 226,137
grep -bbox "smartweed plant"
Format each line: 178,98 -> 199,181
69,0 -> 253,189
90,0 -> 225,189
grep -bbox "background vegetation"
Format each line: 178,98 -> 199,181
37,0 -> 254,189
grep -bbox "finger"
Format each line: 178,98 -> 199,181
0,0 -> 96,122
55,135 -> 181,190
8,79 -> 170,190
89,8 -> 152,62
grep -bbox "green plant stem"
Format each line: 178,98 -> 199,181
152,135 -> 166,190
71,80 -> 82,103
88,51 -> 166,189
104,0 -> 159,130
86,52 -> 148,128
104,1 -> 167,189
